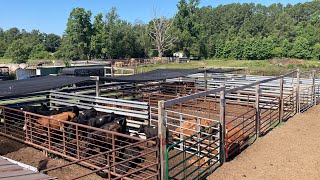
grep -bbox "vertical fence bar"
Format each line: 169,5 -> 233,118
63,128 -> 66,155
95,76 -> 100,97
296,69 -> 300,113
48,123 -> 51,150
158,101 -> 166,180
219,84 -> 226,163
179,113 -> 183,151
76,125 -> 80,159
255,85 -> 261,138
112,134 -> 116,173
107,153 -> 111,180
279,78 -> 284,122
204,69 -> 208,89
312,70 -> 316,106
24,112 -> 28,141
3,109 -> 7,134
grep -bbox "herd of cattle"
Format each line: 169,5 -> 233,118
1,103 -> 159,176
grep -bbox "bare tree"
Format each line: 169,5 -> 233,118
149,14 -> 176,58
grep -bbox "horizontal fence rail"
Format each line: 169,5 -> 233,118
49,91 -> 150,129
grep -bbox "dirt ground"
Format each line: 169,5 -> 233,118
209,105 -> 320,180
0,135 -> 103,180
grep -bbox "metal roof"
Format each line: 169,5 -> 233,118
0,75 -> 91,98
0,156 -> 57,180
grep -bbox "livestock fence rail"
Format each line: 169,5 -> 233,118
49,91 -> 150,129
0,106 -> 159,180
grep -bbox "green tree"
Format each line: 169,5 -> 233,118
5,39 -> 32,63
44,34 -> 61,52
62,8 -> 93,60
289,37 -> 311,59
90,13 -> 105,59
312,43 -> 320,60
30,44 -> 50,59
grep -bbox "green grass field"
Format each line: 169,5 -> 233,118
1,58 -> 319,76
141,59 -> 320,76
0,58 -> 53,64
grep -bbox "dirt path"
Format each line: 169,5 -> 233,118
209,105 -> 320,180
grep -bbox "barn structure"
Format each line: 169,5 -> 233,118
0,68 -> 319,179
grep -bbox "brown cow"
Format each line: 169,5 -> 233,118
172,118 -> 214,140
226,124 -> 249,144
34,112 -> 76,131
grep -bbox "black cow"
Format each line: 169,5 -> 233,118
83,117 -> 127,157
81,108 -> 97,120
138,124 -> 158,139
21,103 -> 49,114
65,108 -> 98,141
87,113 -> 116,130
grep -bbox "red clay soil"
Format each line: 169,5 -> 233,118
209,105 -> 320,180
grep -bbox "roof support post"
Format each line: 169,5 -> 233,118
255,84 -> 261,138
219,83 -> 226,163
158,101 -> 167,180
279,78 -> 284,123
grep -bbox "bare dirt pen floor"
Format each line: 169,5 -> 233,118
0,136 -> 103,180
209,105 -> 320,180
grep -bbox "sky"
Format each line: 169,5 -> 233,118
0,0 -> 310,35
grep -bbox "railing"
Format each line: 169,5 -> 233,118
166,124 -> 221,180
299,86 -> 314,112
259,97 -> 280,134
0,91 -> 50,107
0,106 -> 159,180
49,91 -> 150,129
283,91 -> 296,121
225,108 -> 256,159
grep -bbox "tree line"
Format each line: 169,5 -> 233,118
1,0 -> 320,63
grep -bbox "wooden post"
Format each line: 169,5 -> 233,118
255,84 -> 261,138
95,76 -> 100,97
219,84 -> 226,163
312,70 -> 316,106
204,69 -> 208,89
111,66 -> 114,77
296,69 -> 300,113
158,101 -> 167,180
279,78 -> 284,122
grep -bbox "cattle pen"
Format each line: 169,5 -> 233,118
0,68 -> 319,180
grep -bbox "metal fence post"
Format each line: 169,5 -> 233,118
255,85 -> 261,138
312,70 -> 316,106
296,69 -> 300,113
204,69 -> 208,89
158,101 -> 167,180
219,84 -> 226,163
279,78 -> 284,122
95,76 -> 100,97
